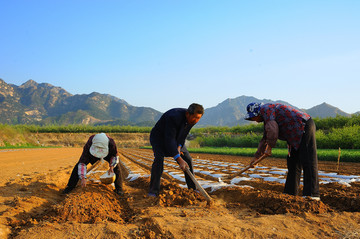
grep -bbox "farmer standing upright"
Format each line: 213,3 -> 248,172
62,133 -> 124,196
245,102 -> 320,200
148,103 -> 204,196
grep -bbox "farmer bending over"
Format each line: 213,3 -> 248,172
148,103 -> 204,197
245,102 -> 320,200
62,133 -> 124,196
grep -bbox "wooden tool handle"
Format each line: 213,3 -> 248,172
225,154 -> 268,179
185,168 -> 212,202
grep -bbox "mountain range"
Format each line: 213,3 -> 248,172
0,79 -> 354,127
0,79 -> 161,126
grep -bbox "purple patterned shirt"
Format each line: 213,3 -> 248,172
260,103 -> 310,150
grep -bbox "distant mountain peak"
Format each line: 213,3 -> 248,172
306,103 -> 350,118
0,79 -> 161,125
20,79 -> 38,88
199,97 -> 351,126
0,79 -> 354,126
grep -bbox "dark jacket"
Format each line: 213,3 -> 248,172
150,108 -> 192,157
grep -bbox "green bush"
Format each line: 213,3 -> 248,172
194,134 -> 287,148
316,125 -> 360,149
187,147 -> 360,163
192,116 -> 360,149
314,114 -> 360,130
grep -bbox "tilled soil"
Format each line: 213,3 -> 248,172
0,148 -> 359,239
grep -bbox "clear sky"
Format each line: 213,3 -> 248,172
1,1 -> 359,113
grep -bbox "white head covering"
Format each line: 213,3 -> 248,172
89,133 -> 109,158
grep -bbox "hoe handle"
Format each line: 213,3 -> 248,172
225,154 -> 268,179
185,168 -> 212,202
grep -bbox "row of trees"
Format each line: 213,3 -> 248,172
1,114 -> 359,149
192,115 -> 360,134
191,115 -> 360,149
192,125 -> 360,149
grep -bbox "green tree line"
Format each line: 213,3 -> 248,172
1,114 -> 360,149
191,125 -> 360,149
192,115 -> 360,134
191,115 -> 360,149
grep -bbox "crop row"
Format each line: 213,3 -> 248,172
187,147 -> 360,163
191,125 -> 360,150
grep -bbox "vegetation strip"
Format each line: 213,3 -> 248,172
186,147 -> 360,163
141,146 -> 359,163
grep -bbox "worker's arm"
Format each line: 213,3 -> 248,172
175,155 -> 189,171
108,156 -> 119,174
171,144 -> 187,171
78,163 -> 87,187
251,121 -> 278,166
263,120 -> 278,155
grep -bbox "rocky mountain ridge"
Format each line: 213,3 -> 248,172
0,79 -> 161,125
0,79 -> 353,126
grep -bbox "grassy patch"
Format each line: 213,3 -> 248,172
141,146 -> 359,163
0,141 -> 59,149
186,147 -> 359,163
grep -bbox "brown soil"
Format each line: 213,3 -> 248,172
0,148 -> 359,239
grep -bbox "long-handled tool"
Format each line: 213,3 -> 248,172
222,154 -> 268,180
185,168 -> 212,203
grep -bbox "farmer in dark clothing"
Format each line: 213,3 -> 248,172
245,102 -> 320,200
149,103 -> 204,196
62,133 -> 124,196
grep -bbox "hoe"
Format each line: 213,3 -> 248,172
219,154 -> 268,183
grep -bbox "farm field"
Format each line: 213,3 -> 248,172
0,148 -> 360,239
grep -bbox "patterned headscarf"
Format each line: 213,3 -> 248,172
245,102 -> 263,120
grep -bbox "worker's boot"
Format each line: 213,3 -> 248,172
61,186 -> 74,195
114,188 -> 124,196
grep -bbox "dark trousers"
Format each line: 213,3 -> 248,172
149,145 -> 196,195
284,118 -> 320,197
65,161 -> 123,191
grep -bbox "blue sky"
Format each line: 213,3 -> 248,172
1,1 -> 359,113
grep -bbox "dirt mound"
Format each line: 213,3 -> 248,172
126,176 -> 332,214
321,182 -> 360,211
157,181 -> 207,207
212,186 -> 331,214
127,176 -> 151,190
128,177 -> 207,207
2,148 -> 360,239
131,217 -> 174,239
45,184 -> 125,223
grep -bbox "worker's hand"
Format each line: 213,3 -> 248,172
177,157 -> 189,171
108,166 -> 114,174
80,178 -> 87,188
250,157 -> 258,168
264,145 -> 272,156
177,145 -> 185,156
